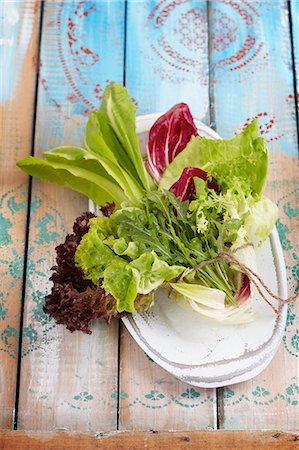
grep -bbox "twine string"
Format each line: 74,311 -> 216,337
181,243 -> 298,315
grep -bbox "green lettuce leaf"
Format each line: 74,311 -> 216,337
86,109 -> 141,188
74,213 -> 185,311
130,252 -> 184,294
44,146 -> 115,183
104,236 -> 143,259
85,111 -> 119,163
16,156 -> 127,206
45,146 -> 144,203
17,82 -> 155,209
244,196 -> 279,246
102,260 -> 137,313
99,82 -> 155,191
159,119 -> 268,196
75,223 -> 121,284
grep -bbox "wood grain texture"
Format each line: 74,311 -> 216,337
0,0 -> 41,428
209,0 -> 299,430
119,0 -> 216,431
17,0 -> 125,431
0,430 -> 299,450
290,0 -> 299,110
291,0 -> 299,74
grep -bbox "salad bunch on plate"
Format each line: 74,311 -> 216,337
17,83 -> 278,333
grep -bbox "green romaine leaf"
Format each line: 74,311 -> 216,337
99,82 -> 155,191
16,156 -> 127,206
102,260 -> 138,313
44,146 -> 115,183
45,146 -> 144,203
85,111 -> 118,162
86,109 -> 141,187
159,119 -> 268,196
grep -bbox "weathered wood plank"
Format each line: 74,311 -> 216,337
17,0 -> 125,431
290,0 -> 299,108
119,0 -> 216,431
290,0 -> 299,70
209,0 -> 299,429
0,0 -> 41,428
0,430 -> 299,450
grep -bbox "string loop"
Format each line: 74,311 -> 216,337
181,244 -> 298,314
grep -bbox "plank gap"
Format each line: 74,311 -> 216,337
123,0 -> 128,87
116,0 -> 128,430
216,388 -> 225,430
116,322 -> 122,430
207,0 -> 222,430
207,0 -> 216,131
287,0 -> 299,155
13,0 -> 45,431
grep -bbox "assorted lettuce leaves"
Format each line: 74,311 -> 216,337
75,200 -> 186,312
16,82 -> 279,331
75,189 -> 254,310
159,119 -> 268,196
44,209 -> 154,333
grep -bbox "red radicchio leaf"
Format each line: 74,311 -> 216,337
146,103 -> 198,181
237,274 -> 251,304
169,167 -> 219,202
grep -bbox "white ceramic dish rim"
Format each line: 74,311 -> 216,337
90,113 -> 288,387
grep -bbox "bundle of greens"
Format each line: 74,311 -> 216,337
17,82 -> 278,333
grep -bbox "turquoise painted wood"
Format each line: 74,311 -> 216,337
291,0 -> 299,105
0,0 -> 41,428
0,0 -> 36,103
125,0 -> 210,122
210,0 -> 297,156
17,0 -> 125,431
209,0 -> 299,430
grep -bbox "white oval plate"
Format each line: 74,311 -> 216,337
91,114 -> 288,388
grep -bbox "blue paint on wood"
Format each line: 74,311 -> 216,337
291,0 -> 299,123
125,0 -> 210,122
0,1 -> 36,102
209,0 -> 298,157
36,0 -> 125,149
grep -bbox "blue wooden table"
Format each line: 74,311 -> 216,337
0,0 -> 298,433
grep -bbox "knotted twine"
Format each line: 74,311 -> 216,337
180,243 -> 298,315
